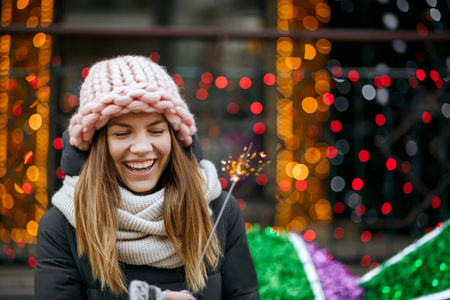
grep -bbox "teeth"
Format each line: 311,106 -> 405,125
126,160 -> 154,169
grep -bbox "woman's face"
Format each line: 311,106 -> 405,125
106,112 -> 171,194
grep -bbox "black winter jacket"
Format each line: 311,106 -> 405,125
35,190 -> 260,299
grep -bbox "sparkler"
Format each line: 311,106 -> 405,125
194,142 -> 268,276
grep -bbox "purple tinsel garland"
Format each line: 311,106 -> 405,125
302,236 -> 364,300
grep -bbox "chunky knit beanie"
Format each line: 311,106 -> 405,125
68,55 -> 196,151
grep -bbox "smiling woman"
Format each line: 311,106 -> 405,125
107,112 -> 171,194
34,56 -> 259,300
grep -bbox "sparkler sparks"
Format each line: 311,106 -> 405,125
221,145 -> 268,182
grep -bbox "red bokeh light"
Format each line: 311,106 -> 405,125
201,72 -> 213,84
172,74 -> 184,89
323,93 -> 335,105
295,180 -> 307,191
358,150 -> 370,162
352,178 -> 363,191
432,197 -> 441,209
330,120 -> 342,133
381,75 -> 391,87
361,231 -> 372,243
369,262 -> 379,270
293,69 -> 305,81
279,180 -> 291,192
237,199 -> 246,211
430,70 -> 439,81
425,227 -> 433,234
263,73 -> 276,85
81,67 -> 90,79
53,137 -> 62,150
219,177 -> 228,189
196,88 -> 208,100
435,78 -> 443,88
422,111 -> 431,123
17,237 -> 25,248
416,69 -> 426,81
375,114 -> 386,126
355,204 -> 366,216
28,257 -> 37,268
208,125 -> 220,138
348,70 -> 359,82
381,202 -> 392,215
403,182 -> 413,194
256,174 -> 268,185
374,76 -> 383,88
326,146 -> 338,159
333,227 -> 345,239
334,202 -> 345,214
24,151 -> 33,164
7,79 -> 15,90
245,222 -> 253,233
304,230 -> 316,242
56,167 -> 65,179
253,122 -> 265,134
149,52 -> 160,62
416,23 -> 429,37
386,158 -> 397,171
68,95 -> 78,107
13,105 -> 22,116
239,77 -> 252,89
22,183 -> 32,194
331,65 -> 343,77
227,103 -> 239,115
250,102 -> 263,114
409,77 -> 418,89
402,161 -> 411,173
361,255 -> 371,267
215,76 -> 228,89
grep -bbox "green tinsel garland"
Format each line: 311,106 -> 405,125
361,223 -> 450,299
246,226 -> 314,299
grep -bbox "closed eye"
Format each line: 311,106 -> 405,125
114,132 -> 130,137
148,127 -> 167,135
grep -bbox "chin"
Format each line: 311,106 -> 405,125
131,187 -> 157,195
122,181 -> 158,195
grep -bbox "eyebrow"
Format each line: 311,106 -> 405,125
107,119 -> 168,128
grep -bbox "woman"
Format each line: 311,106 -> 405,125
35,56 -> 259,300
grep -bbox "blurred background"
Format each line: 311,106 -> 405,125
0,0 -> 449,298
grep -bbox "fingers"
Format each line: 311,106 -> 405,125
165,291 -> 196,300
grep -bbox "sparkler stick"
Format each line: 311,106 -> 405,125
194,142 -> 268,277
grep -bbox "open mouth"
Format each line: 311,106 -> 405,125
123,160 -> 155,172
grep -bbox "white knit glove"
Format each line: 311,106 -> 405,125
129,280 -> 168,300
129,280 -> 193,300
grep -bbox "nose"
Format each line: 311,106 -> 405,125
129,134 -> 153,153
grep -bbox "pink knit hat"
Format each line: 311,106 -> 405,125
68,55 -> 196,151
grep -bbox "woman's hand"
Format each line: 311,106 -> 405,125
165,291 -> 196,300
129,280 -> 196,300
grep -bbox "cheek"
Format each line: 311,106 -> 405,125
107,140 -> 123,161
162,136 -> 172,158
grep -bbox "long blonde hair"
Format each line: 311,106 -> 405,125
74,127 -> 221,295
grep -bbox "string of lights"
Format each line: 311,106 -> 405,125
275,0 -> 333,236
0,0 -> 53,265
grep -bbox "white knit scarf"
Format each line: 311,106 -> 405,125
52,160 -> 222,269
